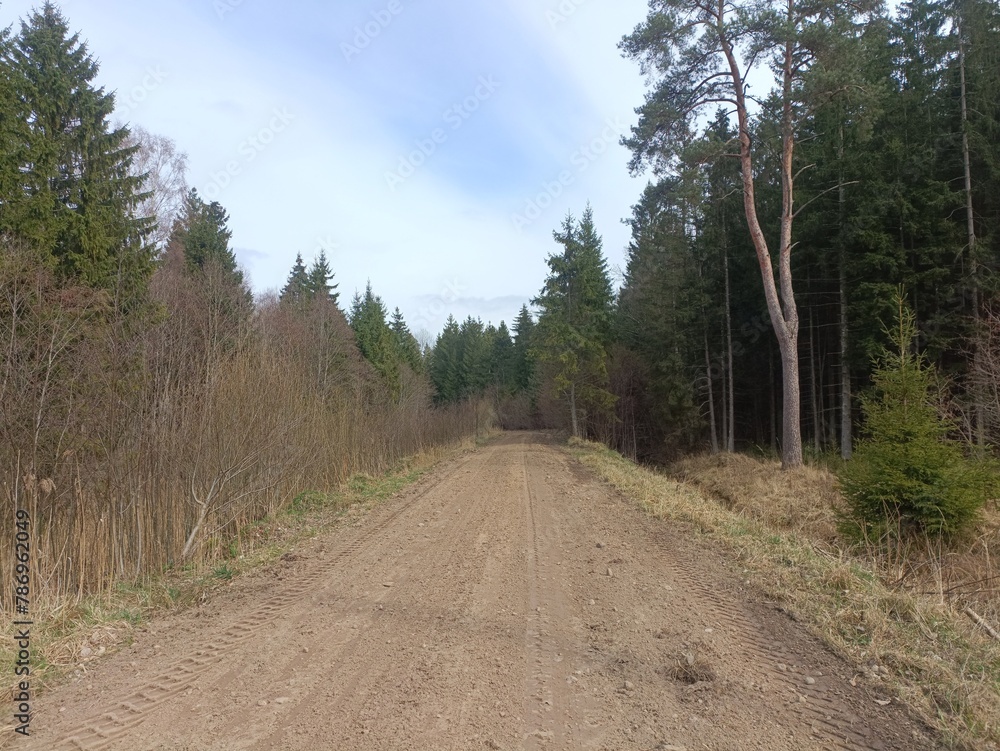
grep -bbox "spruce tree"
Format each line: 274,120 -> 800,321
430,316 -> 462,403
390,307 -> 422,372
511,305 -> 536,395
459,317 -> 491,397
308,250 -> 339,304
491,321 -> 515,391
617,179 -> 705,455
0,24 -> 25,215
838,293 -> 992,539
349,282 -> 399,394
172,189 -> 243,285
1,3 -> 151,291
280,253 -> 310,305
533,206 -> 616,438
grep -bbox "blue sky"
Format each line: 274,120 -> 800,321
2,0 -> 651,340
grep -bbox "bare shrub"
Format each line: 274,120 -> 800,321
0,240 -> 485,607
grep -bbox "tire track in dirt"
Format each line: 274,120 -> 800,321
521,449 -> 604,750
516,442 -> 937,751
33,450 -> 481,751
238,448 -> 508,750
652,535 -> 885,750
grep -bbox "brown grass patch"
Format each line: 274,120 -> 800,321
667,649 -> 717,685
671,453 -> 842,543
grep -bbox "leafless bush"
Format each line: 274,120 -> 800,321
0,241 -> 484,608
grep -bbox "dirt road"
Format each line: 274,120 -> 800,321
22,433 -> 938,750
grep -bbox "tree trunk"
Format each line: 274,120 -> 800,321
720,323 -> 729,452
181,503 -> 210,562
770,343 -> 778,454
838,124 -> 853,460
959,19 -> 984,447
719,3 -> 802,468
826,375 -> 837,448
705,329 -> 719,454
724,241 -> 735,452
569,381 -> 579,439
809,304 -> 820,455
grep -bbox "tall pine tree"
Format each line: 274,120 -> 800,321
511,305 -> 536,395
349,282 -> 400,395
390,307 -> 422,372
280,253 -> 310,305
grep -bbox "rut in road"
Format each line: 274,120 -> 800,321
18,433 -> 939,751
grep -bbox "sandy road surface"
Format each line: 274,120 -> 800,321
20,433 -> 939,750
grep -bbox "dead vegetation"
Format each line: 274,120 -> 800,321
569,439 -> 1000,750
666,646 -> 717,685
0,440 -> 473,709
0,243 -> 491,706
672,452 -> 842,543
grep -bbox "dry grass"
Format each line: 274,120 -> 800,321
568,439 -> 1000,750
674,453 -> 1000,631
671,453 -> 842,543
0,437 -> 479,712
666,646 -> 717,685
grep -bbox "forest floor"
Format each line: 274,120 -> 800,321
13,432 -> 941,751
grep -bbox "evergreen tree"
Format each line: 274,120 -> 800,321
430,315 -> 463,403
0,3 -> 152,291
459,317 -> 491,397
171,189 -> 243,286
838,293 -> 993,538
390,307 -> 422,372
280,253 -> 310,305
621,0 -> 879,468
511,305 -> 536,394
490,321 -> 515,391
308,250 -> 339,304
533,207 -> 616,438
616,179 -> 705,457
349,282 -> 399,394
0,23 -> 25,217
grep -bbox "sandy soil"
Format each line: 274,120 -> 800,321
19,433 -> 941,750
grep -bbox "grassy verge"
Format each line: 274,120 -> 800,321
0,437 -> 480,706
567,438 -> 1000,750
